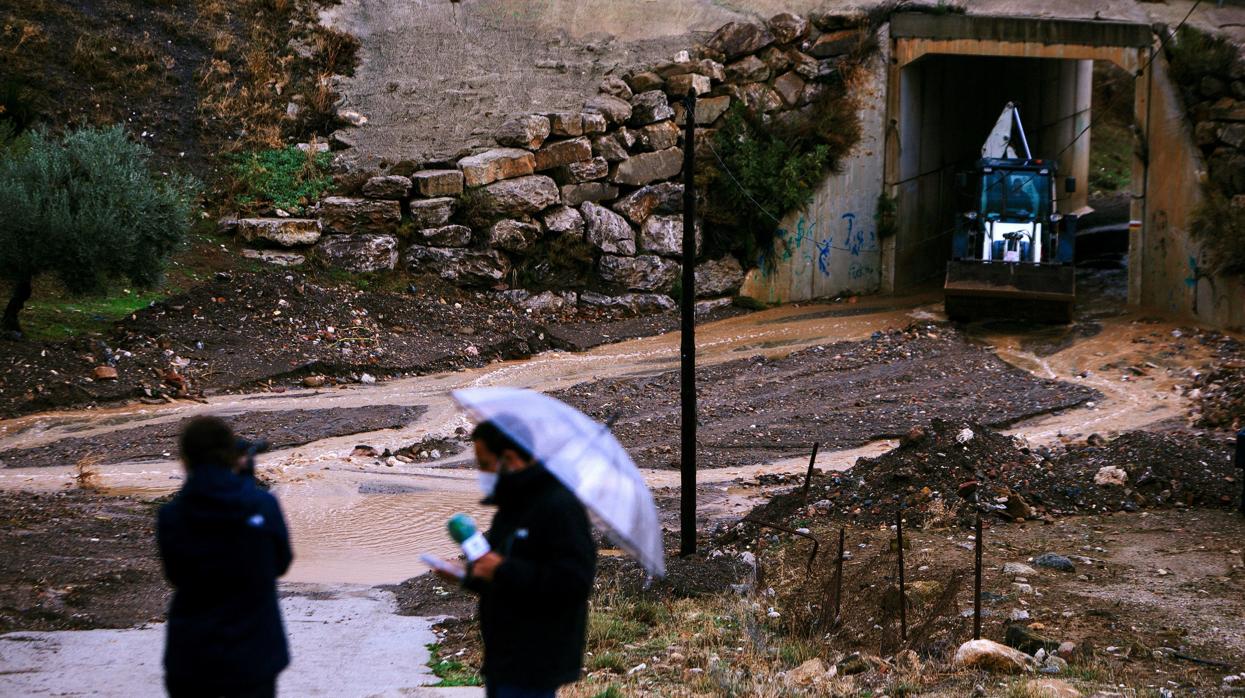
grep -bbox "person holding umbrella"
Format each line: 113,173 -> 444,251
435,388 -> 666,698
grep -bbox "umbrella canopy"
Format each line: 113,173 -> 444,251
452,386 -> 665,578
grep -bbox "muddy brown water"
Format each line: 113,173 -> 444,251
0,295 -> 1223,586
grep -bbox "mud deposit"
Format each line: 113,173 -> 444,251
555,325 -> 1098,470
1,404 -> 424,469
0,491 -> 166,633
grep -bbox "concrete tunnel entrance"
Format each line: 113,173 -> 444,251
881,13 -> 1154,294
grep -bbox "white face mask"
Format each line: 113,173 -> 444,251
478,470 -> 499,496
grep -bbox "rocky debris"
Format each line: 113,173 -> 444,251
582,202 -> 636,255
1034,553 -> 1075,572
735,82 -> 784,113
629,90 -> 675,126
612,148 -> 682,186
475,175 -> 560,217
612,182 -> 683,225
1021,679 -> 1082,698
639,215 -> 698,258
240,249 -> 306,267
583,94 -> 633,126
598,76 -> 633,100
579,292 -> 676,314
417,224 -> 472,248
1003,562 -> 1038,577
521,291 -> 572,313
553,157 -> 609,184
361,175 -> 412,200
726,55 -> 770,83
1186,333 -> 1244,430
706,22 -> 774,61
494,114 -> 551,149
768,13 -> 809,45
405,246 -> 511,287
541,205 -> 584,237
317,197 -> 401,236
953,639 -> 1035,674
561,183 -> 620,207
694,256 -> 746,297
1093,465 -> 1128,487
92,365 -> 118,381
546,112 -> 584,138
237,218 -> 322,248
487,219 -> 542,253
534,138 -> 592,171
411,169 -> 465,198
457,148 -> 536,187
315,234 -> 399,272
408,197 -> 457,228
599,254 -> 679,293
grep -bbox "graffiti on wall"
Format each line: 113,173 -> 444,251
760,209 -> 879,290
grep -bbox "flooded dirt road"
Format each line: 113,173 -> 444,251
0,293 -> 1224,587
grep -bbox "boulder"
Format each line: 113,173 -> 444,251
362,175 -> 412,200
612,182 -> 683,224
599,76 -> 633,100
696,256 -> 747,297
561,183 -> 620,206
640,215 -> 700,257
405,246 -> 511,287
581,112 -> 608,135
760,46 -> 792,73
726,55 -> 770,83
534,137 -> 592,171
1005,624 -> 1061,656
736,82 -> 784,113
409,197 -> 457,228
952,639 -> 1035,674
240,248 -> 306,266
476,175 -> 560,217
768,13 -> 809,45
581,201 -> 636,255
411,169 -> 465,197
784,658 -> 828,688
315,234 -> 399,272
494,114 -> 551,149
675,96 -> 732,126
774,71 -> 806,107
599,254 -> 680,292
1003,562 -> 1039,576
553,156 -> 609,184
579,292 -> 676,314
1019,679 -> 1081,698
612,148 -> 683,186
237,218 -> 322,247
542,205 -> 584,237
706,22 -> 774,60
488,219 -> 542,253
591,134 -> 629,162
1034,553 -> 1075,572
636,121 -> 681,152
318,197 -> 401,235
583,94 -> 633,126
457,148 -> 536,187
417,224 -> 472,247
629,91 -> 675,126
666,73 -> 711,97
93,365 -> 118,381
546,112 -> 584,137
625,71 -> 664,93
521,290 -> 571,313
810,28 -> 865,58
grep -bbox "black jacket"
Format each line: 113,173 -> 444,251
468,466 -> 596,689
157,467 -> 293,690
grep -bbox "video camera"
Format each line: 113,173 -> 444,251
236,438 -> 272,479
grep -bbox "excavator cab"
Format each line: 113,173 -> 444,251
944,103 -> 1078,323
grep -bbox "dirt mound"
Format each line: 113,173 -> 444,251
1186,332 -> 1244,432
749,420 -> 1239,529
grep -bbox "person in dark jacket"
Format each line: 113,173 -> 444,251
449,419 -> 597,698
157,417 -> 293,698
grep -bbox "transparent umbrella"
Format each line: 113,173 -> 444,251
452,386 -> 665,578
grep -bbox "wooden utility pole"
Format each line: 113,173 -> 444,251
679,91 -> 698,557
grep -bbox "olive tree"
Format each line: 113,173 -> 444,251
0,125 -> 198,336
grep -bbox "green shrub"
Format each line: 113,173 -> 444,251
0,125 -> 198,335
1167,26 -> 1236,90
229,145 -> 332,213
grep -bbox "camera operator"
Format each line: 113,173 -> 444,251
157,417 -> 292,698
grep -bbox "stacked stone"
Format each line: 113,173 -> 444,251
1183,49 -> 1245,205
232,13 -> 870,309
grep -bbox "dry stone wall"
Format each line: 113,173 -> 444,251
233,12 -> 872,311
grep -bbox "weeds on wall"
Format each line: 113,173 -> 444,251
228,145 -> 333,213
